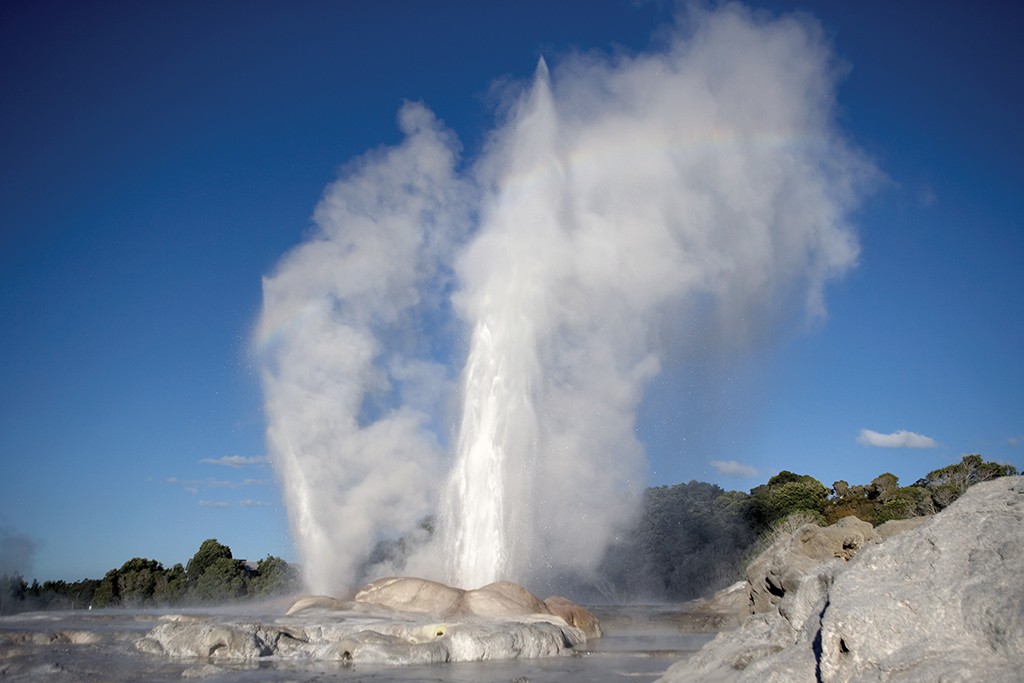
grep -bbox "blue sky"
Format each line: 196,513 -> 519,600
1,1 -> 1021,583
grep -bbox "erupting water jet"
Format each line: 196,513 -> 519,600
255,5 -> 872,596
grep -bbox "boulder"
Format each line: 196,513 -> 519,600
746,515 -> 877,619
543,595 -> 603,639
136,621 -> 285,659
658,476 -> 1024,682
460,581 -> 551,617
284,594 -> 349,615
354,577 -> 464,616
248,577 -> 602,666
817,476 -> 1024,681
137,597 -> 590,667
872,515 -> 928,541
350,577 -> 600,638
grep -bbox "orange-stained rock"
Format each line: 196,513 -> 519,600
285,595 -> 348,615
459,581 -> 551,617
543,595 -> 602,638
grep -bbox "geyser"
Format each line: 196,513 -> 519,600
255,5 -> 872,595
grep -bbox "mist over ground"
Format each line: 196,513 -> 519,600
255,5 -> 874,596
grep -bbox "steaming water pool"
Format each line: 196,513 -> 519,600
0,604 -> 723,682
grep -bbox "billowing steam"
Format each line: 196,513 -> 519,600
255,5 -> 872,595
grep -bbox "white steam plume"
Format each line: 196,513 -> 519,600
256,105 -> 470,593
256,5 -> 873,595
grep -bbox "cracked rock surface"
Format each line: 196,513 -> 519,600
659,476 -> 1024,682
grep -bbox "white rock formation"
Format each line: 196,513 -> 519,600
351,577 -> 602,637
659,476 -> 1024,682
137,611 -> 586,665
137,578 -> 597,665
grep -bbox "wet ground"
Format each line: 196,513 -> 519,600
0,604 -> 724,682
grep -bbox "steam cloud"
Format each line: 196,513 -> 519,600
255,5 -> 872,595
0,526 -> 37,577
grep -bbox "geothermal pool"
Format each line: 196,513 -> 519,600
0,603 -> 722,682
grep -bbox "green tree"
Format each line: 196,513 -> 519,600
189,556 -> 248,601
598,481 -> 759,600
249,556 -> 301,597
186,539 -> 234,584
42,578 -> 99,609
914,454 -> 1017,510
91,569 -> 120,608
153,563 -> 186,604
181,539 -> 254,602
750,471 -> 829,527
869,473 -> 899,499
116,557 -> 165,605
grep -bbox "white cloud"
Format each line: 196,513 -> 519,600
710,459 -> 759,477
240,499 -> 272,508
857,428 -> 939,449
1008,435 -> 1023,447
198,500 -> 231,509
200,455 -> 266,468
918,184 -> 937,208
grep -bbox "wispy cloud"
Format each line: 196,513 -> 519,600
918,184 -> 937,208
167,477 -> 270,490
200,455 -> 266,468
857,428 -> 939,449
198,499 -> 274,509
710,459 -> 758,477
1008,435 -> 1023,447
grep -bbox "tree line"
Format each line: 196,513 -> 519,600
595,454 -> 1016,601
0,538 -> 300,614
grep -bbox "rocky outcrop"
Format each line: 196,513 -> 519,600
353,576 -> 464,615
693,580 -> 749,615
746,514 -> 877,622
137,618 -> 291,660
459,581 -> 551,617
140,578 -> 600,666
137,612 -> 582,665
872,515 -> 928,541
350,576 -> 601,636
815,476 -> 1024,681
283,594 -> 348,614
659,476 -> 1024,682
